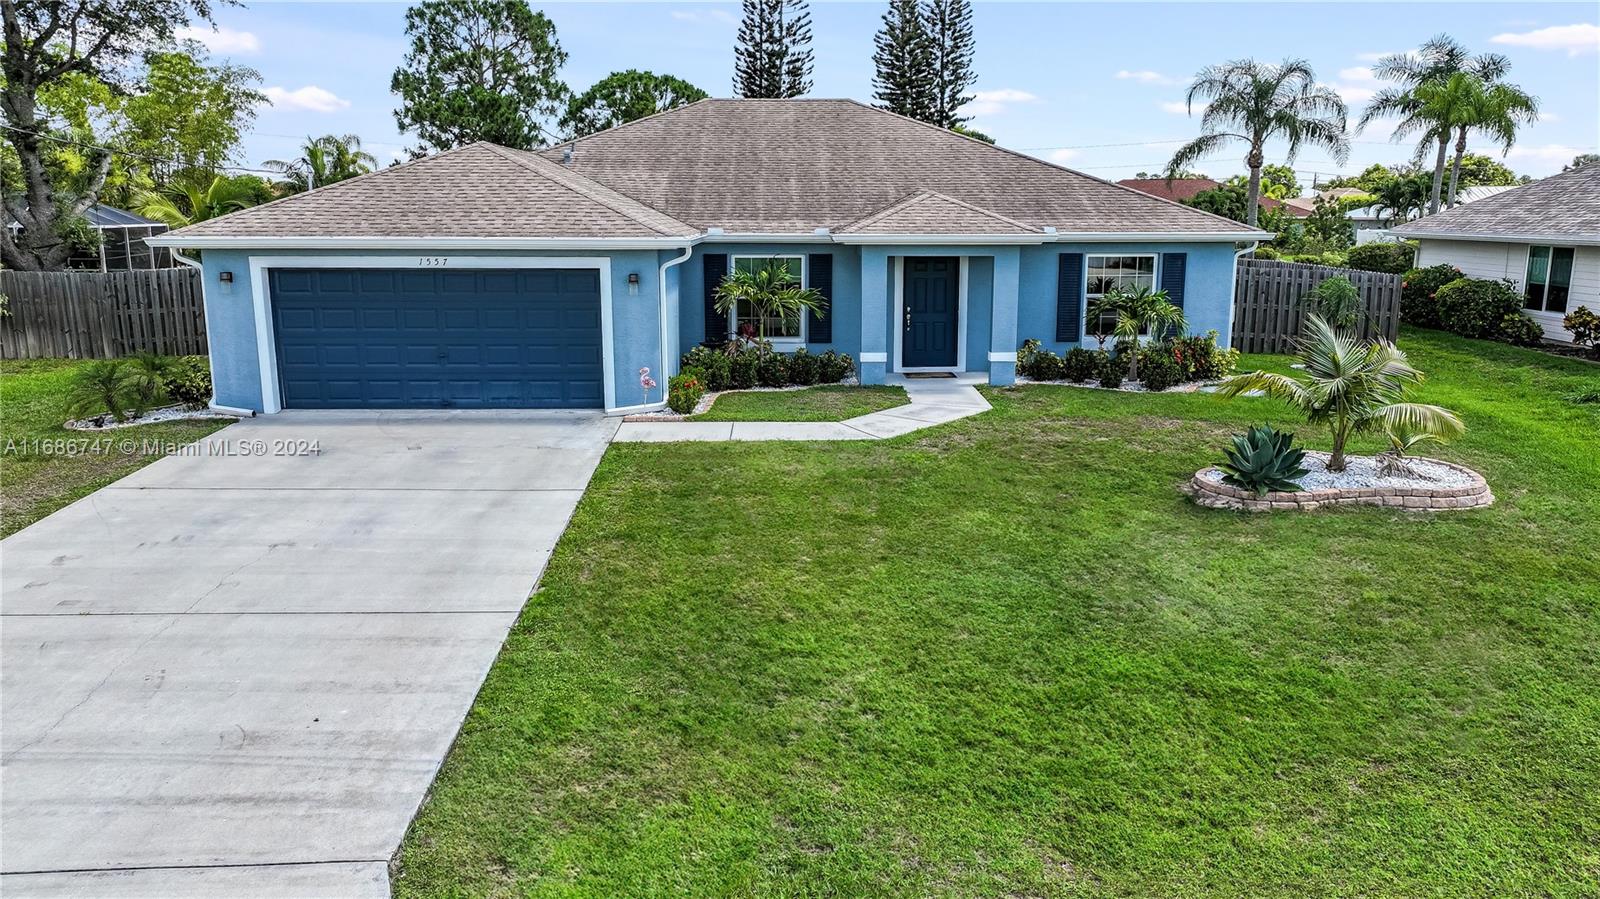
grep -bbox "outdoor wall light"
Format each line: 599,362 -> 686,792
627,272 -> 640,295
219,271 -> 233,283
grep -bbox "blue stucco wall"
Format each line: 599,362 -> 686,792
1016,242 -> 1239,355
674,244 -> 862,360
197,248 -> 672,412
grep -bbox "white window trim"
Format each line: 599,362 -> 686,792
728,253 -> 807,348
246,255 -> 616,414
1084,252 -> 1160,341
1521,244 -> 1575,315
892,255 -> 969,373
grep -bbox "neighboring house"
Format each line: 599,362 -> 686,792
1392,164 -> 1600,343
6,204 -> 173,270
1346,185 -> 1519,245
149,99 -> 1267,414
1118,177 -> 1295,214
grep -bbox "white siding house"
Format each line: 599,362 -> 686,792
1393,165 -> 1600,345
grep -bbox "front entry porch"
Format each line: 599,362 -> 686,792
896,256 -> 964,372
857,245 -> 1020,387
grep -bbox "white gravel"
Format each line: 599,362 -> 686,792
1014,376 -> 1217,393
67,404 -> 235,431
1199,451 -> 1475,491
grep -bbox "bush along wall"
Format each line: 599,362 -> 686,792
1016,332 -> 1238,391
679,342 -> 855,394
1432,277 -> 1544,346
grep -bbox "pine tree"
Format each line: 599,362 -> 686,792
924,0 -> 976,128
872,0 -> 936,120
733,0 -> 815,99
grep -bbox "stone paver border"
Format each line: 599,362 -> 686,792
1189,456 -> 1494,512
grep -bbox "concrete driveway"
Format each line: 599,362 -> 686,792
1,410 -> 618,897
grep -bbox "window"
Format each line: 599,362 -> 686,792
729,255 -> 805,340
1524,246 -> 1574,314
1086,254 -> 1157,336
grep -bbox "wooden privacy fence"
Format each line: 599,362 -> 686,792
0,268 -> 206,359
1231,258 -> 1400,354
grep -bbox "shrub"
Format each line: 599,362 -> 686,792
728,347 -> 759,389
1175,330 -> 1238,381
1017,340 -> 1066,380
161,356 -> 212,409
787,347 -> 820,385
1434,277 -> 1522,340
127,351 -> 174,417
680,345 -> 732,392
1096,350 -> 1127,388
667,372 -> 705,414
1346,241 -> 1416,275
1252,245 -> 1282,260
67,360 -> 139,422
1563,306 -> 1600,358
756,351 -> 787,387
816,350 -> 854,383
1399,264 -> 1462,328
1217,424 -> 1310,496
1287,251 -> 1347,267
1308,276 -> 1362,331
1498,312 -> 1544,347
1063,347 -> 1099,383
1137,347 -> 1183,391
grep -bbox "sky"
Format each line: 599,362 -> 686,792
184,1 -> 1600,194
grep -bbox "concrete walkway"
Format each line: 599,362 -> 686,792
615,374 -> 991,443
1,410 -> 618,898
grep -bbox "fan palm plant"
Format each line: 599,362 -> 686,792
1166,58 -> 1349,228
1215,314 -> 1464,471
1104,286 -> 1185,382
713,260 -> 827,342
265,134 -> 378,193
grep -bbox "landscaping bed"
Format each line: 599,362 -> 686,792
1191,451 -> 1493,511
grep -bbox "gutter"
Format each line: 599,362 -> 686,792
1224,241 -> 1258,350
657,244 -> 693,399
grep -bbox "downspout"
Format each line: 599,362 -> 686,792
1225,241 -> 1259,351
170,248 -> 255,418
658,244 -> 693,402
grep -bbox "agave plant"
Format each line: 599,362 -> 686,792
1216,314 -> 1464,471
1218,424 -> 1310,496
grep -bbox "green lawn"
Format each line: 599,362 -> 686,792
692,385 -> 909,422
0,358 -> 232,537
397,328 -> 1600,898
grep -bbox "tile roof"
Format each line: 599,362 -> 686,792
1114,178 -> 1222,203
164,142 -> 696,239
1393,164 -> 1600,242
548,99 -> 1255,235
840,191 -> 1042,234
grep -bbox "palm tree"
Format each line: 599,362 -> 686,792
1369,173 -> 1429,225
712,260 -> 827,342
264,134 -> 378,194
1104,286 -> 1186,383
1166,58 -> 1349,228
135,176 -> 260,229
1358,34 -> 1509,214
1216,314 -> 1463,472
1445,79 -> 1537,207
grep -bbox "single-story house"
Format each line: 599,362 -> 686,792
149,99 -> 1267,414
1392,163 -> 1600,343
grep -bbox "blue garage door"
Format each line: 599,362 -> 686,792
271,268 -> 604,409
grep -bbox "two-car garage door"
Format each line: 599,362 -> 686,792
271,268 -> 604,409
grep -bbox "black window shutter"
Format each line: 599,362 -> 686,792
1056,253 -> 1084,342
703,253 -> 728,344
808,253 -> 833,343
1160,252 -> 1187,338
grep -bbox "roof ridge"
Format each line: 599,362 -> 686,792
547,97 -> 719,153
843,189 -> 1042,233
482,144 -> 693,237
163,142 -> 499,238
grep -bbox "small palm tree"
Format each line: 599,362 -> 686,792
1104,286 -> 1185,382
135,176 -> 259,229
1216,314 -> 1463,471
713,260 -> 827,343
265,134 -> 378,194
1370,173 -> 1429,225
1167,58 -> 1350,228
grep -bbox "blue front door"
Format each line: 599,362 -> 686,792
271,268 -> 604,409
902,257 -> 959,369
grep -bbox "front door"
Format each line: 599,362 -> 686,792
901,257 -> 960,369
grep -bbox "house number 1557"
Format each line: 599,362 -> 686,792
418,257 -> 449,267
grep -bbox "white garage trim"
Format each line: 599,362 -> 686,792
246,255 -> 615,414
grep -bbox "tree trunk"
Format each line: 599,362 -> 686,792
1244,145 -> 1264,229
1427,136 -> 1448,215
1328,413 -> 1348,472
1446,126 -> 1468,208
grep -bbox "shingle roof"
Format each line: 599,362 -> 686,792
547,99 -> 1256,235
164,142 -> 696,239
1392,164 -> 1600,242
840,191 -> 1042,234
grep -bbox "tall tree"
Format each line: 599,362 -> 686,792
560,70 -> 707,138
1358,34 -> 1508,214
120,46 -> 264,190
391,0 -> 569,154
264,134 -> 378,193
733,0 -> 813,99
1166,58 -> 1349,228
1444,77 -> 1536,207
0,0 -> 224,270
923,0 -> 975,129
871,0 -> 935,120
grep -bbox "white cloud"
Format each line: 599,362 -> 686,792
264,85 -> 351,113
1116,69 -> 1182,86
1047,149 -> 1079,165
965,88 -> 1038,117
1506,143 -> 1592,163
1161,100 -> 1197,115
1490,23 -> 1600,55
1328,83 -> 1375,105
175,24 -> 260,54
1338,66 -> 1379,84
1538,111 -> 1561,123
671,8 -> 736,25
